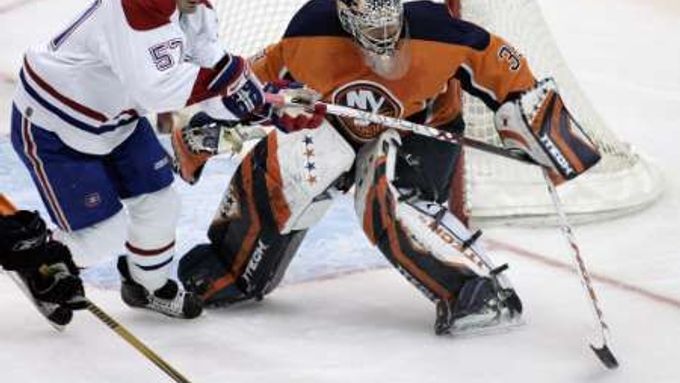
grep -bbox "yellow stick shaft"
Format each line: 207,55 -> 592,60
86,302 -> 192,383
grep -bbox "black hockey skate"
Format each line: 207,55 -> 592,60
117,257 -> 203,319
435,265 -> 523,336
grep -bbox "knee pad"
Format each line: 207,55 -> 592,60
212,121 -> 355,236
270,121 -> 355,233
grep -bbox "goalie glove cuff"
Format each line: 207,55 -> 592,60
263,80 -> 326,132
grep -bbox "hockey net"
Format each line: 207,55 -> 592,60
212,0 -> 662,225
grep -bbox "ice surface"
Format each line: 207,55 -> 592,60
1,0 -> 679,382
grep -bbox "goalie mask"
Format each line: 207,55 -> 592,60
337,0 -> 410,79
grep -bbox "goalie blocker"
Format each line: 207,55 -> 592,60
494,78 -> 601,183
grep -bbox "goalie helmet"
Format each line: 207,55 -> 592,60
337,0 -> 404,55
337,0 -> 409,79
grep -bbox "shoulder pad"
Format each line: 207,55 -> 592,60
405,1 -> 490,51
122,0 -> 176,31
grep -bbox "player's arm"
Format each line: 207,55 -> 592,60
251,42 -> 288,83
458,34 -> 601,182
104,18 -> 263,121
171,42 -> 324,185
455,34 -> 536,111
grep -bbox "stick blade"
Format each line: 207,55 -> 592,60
590,343 -> 619,369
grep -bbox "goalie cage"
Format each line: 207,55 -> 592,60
211,0 -> 663,225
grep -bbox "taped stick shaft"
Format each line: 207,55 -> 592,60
542,169 -> 619,369
86,302 -> 193,382
265,93 -> 538,166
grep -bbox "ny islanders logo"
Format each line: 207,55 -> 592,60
332,81 -> 404,143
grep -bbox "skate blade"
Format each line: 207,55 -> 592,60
448,313 -> 525,338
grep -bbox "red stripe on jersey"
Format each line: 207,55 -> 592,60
21,117 -> 71,231
23,58 -> 108,123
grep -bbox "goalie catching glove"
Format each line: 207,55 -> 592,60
494,78 -> 601,183
171,112 -> 267,185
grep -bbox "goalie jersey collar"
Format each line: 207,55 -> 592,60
122,0 -> 213,31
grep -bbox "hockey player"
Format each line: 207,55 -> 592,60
8,0 -> 271,319
174,0 -> 601,334
0,209 -> 87,326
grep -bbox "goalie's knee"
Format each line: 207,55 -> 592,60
354,130 -> 490,303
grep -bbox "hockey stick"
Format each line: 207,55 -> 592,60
265,93 -> 539,166
85,301 -> 193,383
0,194 -> 193,382
265,95 -> 619,368
541,170 -> 619,369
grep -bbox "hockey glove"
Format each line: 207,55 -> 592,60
214,55 -> 267,121
494,78 -> 601,184
0,211 -> 86,310
31,241 -> 87,310
261,80 -> 326,132
0,210 -> 48,271
171,112 -> 267,184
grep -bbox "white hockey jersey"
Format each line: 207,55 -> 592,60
13,0 -> 227,154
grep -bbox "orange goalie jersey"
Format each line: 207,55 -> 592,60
252,0 -> 538,146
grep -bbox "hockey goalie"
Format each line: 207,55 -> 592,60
173,0 -> 601,335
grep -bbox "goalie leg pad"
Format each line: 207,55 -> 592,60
354,130 -> 496,303
179,124 -> 353,304
177,161 -> 309,304
264,121 -> 355,233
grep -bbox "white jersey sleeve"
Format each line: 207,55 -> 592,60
180,5 -> 226,67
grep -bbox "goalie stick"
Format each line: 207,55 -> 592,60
0,194 -> 193,383
541,170 -> 619,369
265,93 -> 539,166
265,94 -> 619,369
